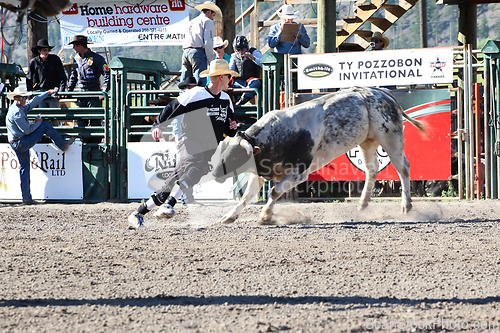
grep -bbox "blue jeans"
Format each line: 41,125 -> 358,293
232,78 -> 261,100
181,48 -> 208,87
10,122 -> 67,202
77,97 -> 102,127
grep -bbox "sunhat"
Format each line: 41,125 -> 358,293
178,76 -> 200,89
278,5 -> 298,19
213,36 -> 229,49
32,39 -> 54,53
7,86 -> 33,100
68,35 -> 93,45
195,1 -> 222,21
370,31 -> 390,48
200,59 -> 240,78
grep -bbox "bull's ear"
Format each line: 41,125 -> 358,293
252,146 -> 261,156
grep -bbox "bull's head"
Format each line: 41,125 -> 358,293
0,0 -> 71,16
212,132 -> 260,183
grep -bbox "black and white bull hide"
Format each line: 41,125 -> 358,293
212,87 -> 425,224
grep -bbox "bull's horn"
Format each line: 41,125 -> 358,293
240,139 -> 253,156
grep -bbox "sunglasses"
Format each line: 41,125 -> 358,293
16,96 -> 29,100
372,39 -> 382,43
214,45 -> 224,50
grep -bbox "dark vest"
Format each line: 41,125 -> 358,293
234,47 -> 261,81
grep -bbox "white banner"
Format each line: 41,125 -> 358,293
297,47 -> 454,89
0,143 -> 83,200
127,142 -> 234,200
60,1 -> 188,47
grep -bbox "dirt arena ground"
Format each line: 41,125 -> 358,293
1,199 -> 500,332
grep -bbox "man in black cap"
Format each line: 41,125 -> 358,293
67,35 -> 110,130
26,39 -> 67,110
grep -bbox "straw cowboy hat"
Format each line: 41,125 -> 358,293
31,39 -> 54,53
195,1 -> 222,21
178,76 -> 200,89
278,4 -> 299,19
68,35 -> 93,45
213,36 -> 229,49
370,31 -> 390,48
7,86 -> 33,100
200,59 -> 240,78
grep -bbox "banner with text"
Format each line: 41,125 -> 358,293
127,142 -> 234,200
297,47 -> 454,89
60,1 -> 188,47
0,144 -> 83,200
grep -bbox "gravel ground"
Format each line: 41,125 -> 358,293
1,199 -> 500,332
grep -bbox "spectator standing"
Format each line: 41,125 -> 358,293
67,35 -> 110,129
181,1 -> 222,86
127,59 -> 240,229
6,87 -> 75,204
268,4 -> 310,55
26,39 -> 67,110
370,31 -> 390,50
229,36 -> 263,105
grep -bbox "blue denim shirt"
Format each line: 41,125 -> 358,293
268,21 -> 310,55
6,92 -> 49,142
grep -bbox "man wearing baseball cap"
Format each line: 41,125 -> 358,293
6,86 -> 75,204
180,1 -> 222,86
128,59 -> 239,229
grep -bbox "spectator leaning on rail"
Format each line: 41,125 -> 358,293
229,36 -> 263,106
67,35 -> 110,129
127,59 -> 240,229
268,4 -> 310,55
370,31 -> 390,51
181,1 -> 222,87
26,39 -> 67,110
6,86 -> 75,205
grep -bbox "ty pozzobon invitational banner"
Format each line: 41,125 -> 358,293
60,1 -> 188,47
297,47 -> 454,89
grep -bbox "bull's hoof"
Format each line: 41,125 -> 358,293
258,218 -> 275,225
219,215 -> 237,224
358,201 -> 369,211
402,202 -> 412,214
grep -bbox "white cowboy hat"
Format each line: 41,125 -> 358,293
200,59 -> 240,78
278,5 -> 298,19
213,36 -> 229,49
7,86 -> 33,100
370,31 -> 390,48
195,1 -> 223,21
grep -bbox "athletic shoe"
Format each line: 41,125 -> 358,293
128,212 -> 145,229
153,204 -> 175,220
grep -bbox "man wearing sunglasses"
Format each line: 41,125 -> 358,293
6,86 -> 75,205
181,1 -> 222,86
370,32 -> 390,51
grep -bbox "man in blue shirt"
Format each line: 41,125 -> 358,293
6,87 -> 75,204
268,5 -> 310,55
67,35 -> 110,130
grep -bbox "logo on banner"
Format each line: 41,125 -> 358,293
430,56 -> 447,79
144,149 -> 177,190
169,0 -> 186,10
346,146 -> 391,173
303,63 -> 333,78
62,3 -> 78,15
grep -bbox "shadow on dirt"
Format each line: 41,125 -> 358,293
2,295 -> 499,309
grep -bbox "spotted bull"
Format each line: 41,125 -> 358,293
212,87 -> 425,224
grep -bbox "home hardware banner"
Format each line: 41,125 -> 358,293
297,47 -> 454,89
60,1 -> 188,47
0,144 -> 83,200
